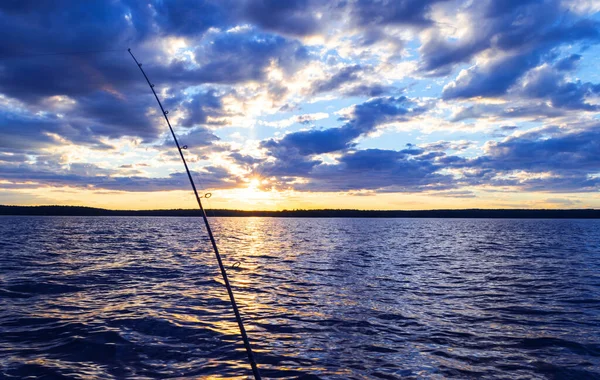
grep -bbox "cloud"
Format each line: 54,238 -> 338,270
442,49 -> 547,99
0,109 -> 115,152
148,0 -> 232,37
0,1 -> 138,56
449,102 -> 566,122
1,0 -> 600,203
555,54 -> 582,71
228,152 -> 263,167
309,65 -> 399,98
162,30 -> 310,85
178,90 -> 229,128
237,0 -> 446,38
309,65 -> 364,95
254,122 -> 600,194
427,0 -> 600,98
0,152 -> 28,163
0,54 -> 136,104
350,0 -> 447,28
430,190 -> 476,198
519,64 -> 600,110
261,112 -> 329,128
0,156 -> 240,192
342,84 -> 396,97
255,96 -> 432,181
166,127 -> 221,150
419,140 -> 474,151
0,111 -> 65,152
295,148 -> 452,192
421,0 -> 599,74
239,0 -> 327,37
70,91 -> 161,141
260,96 -> 427,157
441,124 -> 600,192
544,197 -> 582,206
0,8 -> 309,149
483,125 -> 600,172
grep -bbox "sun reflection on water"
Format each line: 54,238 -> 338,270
2,217 -> 599,378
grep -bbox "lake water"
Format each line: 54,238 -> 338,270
1,216 -> 599,379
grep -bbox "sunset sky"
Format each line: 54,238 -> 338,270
1,0 -> 600,210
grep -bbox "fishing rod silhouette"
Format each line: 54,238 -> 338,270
128,49 -> 262,380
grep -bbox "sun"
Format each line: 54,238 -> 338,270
198,176 -> 283,210
226,176 -> 273,206
248,178 -> 261,190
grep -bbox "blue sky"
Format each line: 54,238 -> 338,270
1,0 -> 599,210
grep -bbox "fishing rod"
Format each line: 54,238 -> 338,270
128,49 -> 262,380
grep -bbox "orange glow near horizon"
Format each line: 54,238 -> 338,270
1,184 -> 599,211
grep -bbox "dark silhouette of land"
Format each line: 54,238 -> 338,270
0,205 -> 598,218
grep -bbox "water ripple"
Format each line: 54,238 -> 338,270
1,216 -> 599,378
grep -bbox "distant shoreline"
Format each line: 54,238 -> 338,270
1,205 -> 599,218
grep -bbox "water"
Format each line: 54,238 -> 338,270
1,216 -> 599,379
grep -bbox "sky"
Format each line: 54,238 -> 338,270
1,0 -> 600,210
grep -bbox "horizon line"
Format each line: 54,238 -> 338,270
1,205 -> 600,219
1,204 -> 599,212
